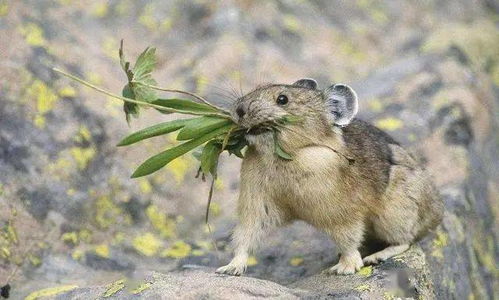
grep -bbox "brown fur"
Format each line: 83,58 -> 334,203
216,84 -> 444,276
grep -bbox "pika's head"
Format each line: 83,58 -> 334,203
231,78 -> 358,138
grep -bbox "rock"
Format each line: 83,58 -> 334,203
1,0 -> 497,299
51,247 -> 431,299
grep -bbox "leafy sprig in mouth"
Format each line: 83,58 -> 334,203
53,41 -> 299,220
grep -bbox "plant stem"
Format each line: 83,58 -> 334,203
52,68 -> 232,119
132,81 -> 231,113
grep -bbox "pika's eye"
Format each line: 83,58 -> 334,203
276,94 -> 288,105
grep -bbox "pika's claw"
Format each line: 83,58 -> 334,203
216,263 -> 247,276
327,252 -> 363,275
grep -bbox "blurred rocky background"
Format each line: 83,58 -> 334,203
0,0 -> 498,299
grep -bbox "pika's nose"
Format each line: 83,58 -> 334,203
236,106 -> 246,118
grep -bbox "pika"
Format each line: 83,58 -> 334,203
216,79 -> 444,276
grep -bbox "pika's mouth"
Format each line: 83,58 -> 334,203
246,127 -> 272,136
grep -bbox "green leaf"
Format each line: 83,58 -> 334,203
192,147 -> 203,161
131,124 -> 233,178
152,98 -> 219,115
117,118 -> 194,146
274,132 -> 292,160
122,84 -> 139,125
226,138 -> 247,158
133,47 -> 156,82
279,114 -> 303,125
120,44 -> 158,123
176,117 -> 232,141
200,141 -> 222,176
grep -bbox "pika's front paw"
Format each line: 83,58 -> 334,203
327,252 -> 363,275
215,263 -> 247,276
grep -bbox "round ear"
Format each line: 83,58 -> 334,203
324,83 -> 358,126
292,78 -> 318,90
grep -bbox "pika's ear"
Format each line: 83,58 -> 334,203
292,78 -> 318,90
324,84 -> 358,126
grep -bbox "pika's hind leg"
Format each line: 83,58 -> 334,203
363,244 -> 409,265
372,145 -> 442,247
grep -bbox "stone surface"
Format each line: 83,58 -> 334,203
0,0 -> 497,299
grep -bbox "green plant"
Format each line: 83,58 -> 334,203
53,41 -> 298,220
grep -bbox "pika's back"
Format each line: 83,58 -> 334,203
341,119 -> 402,194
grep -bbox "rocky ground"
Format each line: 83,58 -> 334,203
0,0 -> 498,299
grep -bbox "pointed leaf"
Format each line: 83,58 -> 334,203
117,118 -> 194,146
132,47 -> 156,81
177,117 -> 232,141
122,84 -> 139,125
152,98 -> 219,114
274,132 -> 292,160
226,138 -> 247,158
131,124 -> 233,178
200,141 -> 222,176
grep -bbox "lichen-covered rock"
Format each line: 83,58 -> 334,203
1,0 -> 497,299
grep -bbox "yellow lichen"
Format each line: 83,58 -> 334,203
27,79 -> 59,128
130,282 -> 153,295
375,117 -> 403,131
113,232 -> 125,245
367,98 -> 385,112
162,240 -> 192,259
58,86 -> 76,97
71,249 -> 83,260
1,247 -> 10,258
289,256 -> 304,266
25,285 -> 78,300
95,244 -> 110,258
115,0 -> 132,16
61,231 -> 79,245
214,178 -> 224,190
282,14 -> 301,32
357,265 -> 373,276
28,254 -> 42,267
166,156 -> 191,183
20,23 -> 46,47
94,195 -> 122,229
355,284 -> 371,292
208,202 -> 221,217
139,178 -> 153,194
431,230 -> 448,259
0,1 -> 9,17
74,126 -> 92,143
145,205 -> 175,238
6,224 -> 18,244
86,72 -> 103,85
133,232 -> 162,257
195,74 -> 209,96
383,291 -> 395,300
191,249 -> 204,256
247,255 -> 258,266
103,279 -> 125,298
473,235 -> 499,277
138,3 -> 159,31
79,229 -> 92,243
102,36 -> 119,61
91,2 -> 108,18
34,115 -> 46,128
195,240 -> 212,251
70,147 -> 96,170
